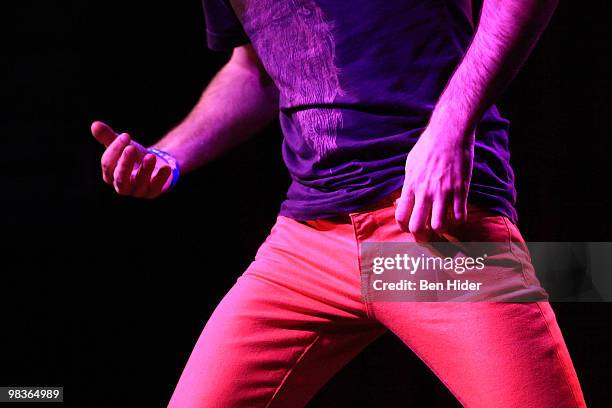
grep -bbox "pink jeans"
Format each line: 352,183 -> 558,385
169,194 -> 586,408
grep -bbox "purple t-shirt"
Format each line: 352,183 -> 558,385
202,0 -> 518,223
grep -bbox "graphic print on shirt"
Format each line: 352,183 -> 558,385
231,0 -> 344,158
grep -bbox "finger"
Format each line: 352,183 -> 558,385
409,192 -> 432,241
101,133 -> 131,184
91,121 -> 119,147
431,191 -> 452,235
113,145 -> 138,195
395,189 -> 415,233
132,154 -> 156,197
145,166 -> 172,199
453,184 -> 468,224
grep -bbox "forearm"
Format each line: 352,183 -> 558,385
153,49 -> 279,174
429,0 -> 558,137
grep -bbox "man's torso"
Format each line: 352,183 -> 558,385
203,0 -> 518,222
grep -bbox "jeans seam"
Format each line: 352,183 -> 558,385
534,302 -> 585,407
265,334 -> 322,408
501,216 -> 530,288
350,215 -> 377,320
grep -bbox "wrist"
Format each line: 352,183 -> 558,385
426,103 -> 477,146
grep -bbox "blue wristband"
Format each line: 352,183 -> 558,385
147,148 -> 180,189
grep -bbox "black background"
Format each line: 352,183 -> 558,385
3,1 -> 612,407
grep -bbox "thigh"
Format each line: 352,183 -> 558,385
169,216 -> 385,408
355,201 -> 585,406
373,301 -> 586,408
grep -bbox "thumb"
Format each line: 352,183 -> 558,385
91,121 -> 118,147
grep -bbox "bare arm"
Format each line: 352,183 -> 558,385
90,44 -> 279,197
430,0 -> 558,135
395,0 -> 558,237
153,44 -> 279,174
